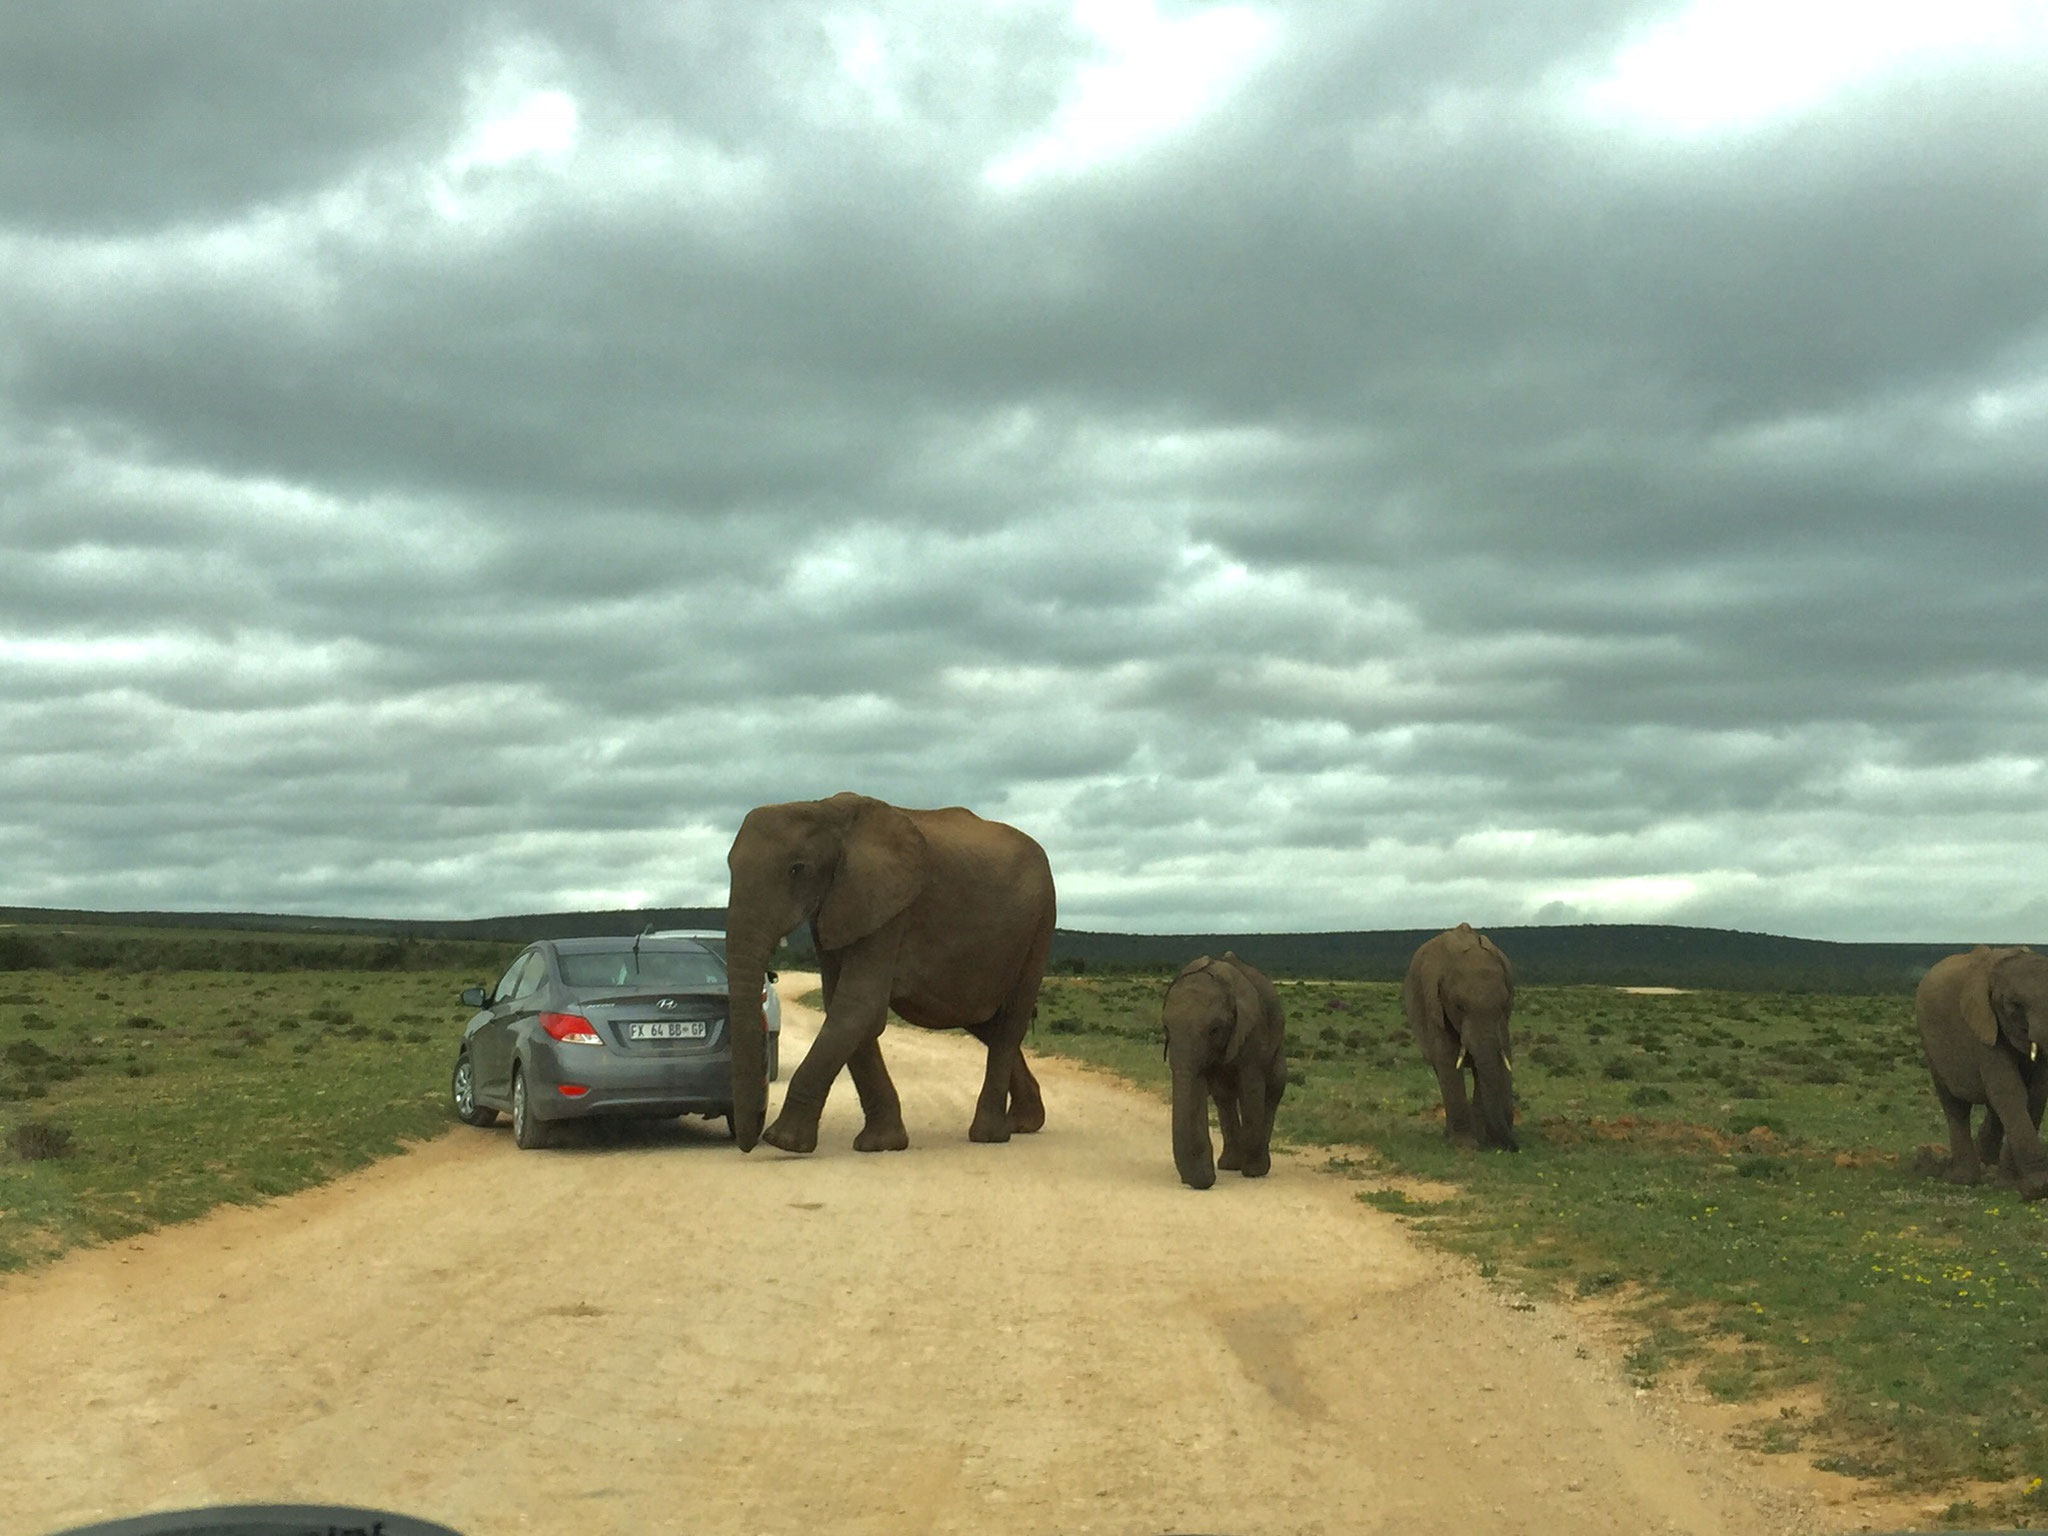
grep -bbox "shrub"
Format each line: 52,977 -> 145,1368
4,1039 -> 54,1068
8,1120 -> 73,1160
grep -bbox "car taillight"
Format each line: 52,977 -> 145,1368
557,1083 -> 590,1097
541,1012 -> 602,1045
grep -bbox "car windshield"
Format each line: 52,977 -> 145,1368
556,948 -> 724,990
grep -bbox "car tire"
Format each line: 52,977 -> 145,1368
511,1065 -> 553,1150
767,1032 -> 780,1083
451,1051 -> 498,1127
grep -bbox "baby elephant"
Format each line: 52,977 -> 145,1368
1405,924 -> 1518,1151
1162,951 -> 1288,1189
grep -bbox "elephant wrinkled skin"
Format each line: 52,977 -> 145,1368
1161,952 -> 1288,1190
1405,924 -> 1518,1151
1917,945 -> 2048,1200
723,793 -> 1056,1154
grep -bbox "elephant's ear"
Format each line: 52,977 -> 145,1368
1959,948 -> 2001,1048
816,799 -> 930,950
1178,955 -> 1212,979
1217,958 -> 1262,1063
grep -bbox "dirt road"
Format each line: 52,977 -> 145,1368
2,978 -> 1807,1536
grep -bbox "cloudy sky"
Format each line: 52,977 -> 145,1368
4,1 -> 2047,940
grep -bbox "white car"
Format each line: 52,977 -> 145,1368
650,930 -> 782,1081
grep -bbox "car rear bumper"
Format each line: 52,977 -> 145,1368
523,1044 -> 736,1120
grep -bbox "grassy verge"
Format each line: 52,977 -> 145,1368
0,966 -> 492,1271
1033,972 -> 2048,1523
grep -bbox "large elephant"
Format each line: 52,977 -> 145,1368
1162,952 -> 1287,1190
723,792 -> 1056,1154
1404,924 -> 1518,1151
1917,945 -> 2048,1200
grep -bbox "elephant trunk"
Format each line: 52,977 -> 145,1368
1167,1028 -> 1216,1189
1470,1041 -> 1518,1151
723,921 -> 779,1153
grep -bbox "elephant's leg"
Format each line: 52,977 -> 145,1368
1933,1076 -> 1982,1184
1430,1054 -> 1478,1149
1007,1052 -> 1046,1134
967,1005 -> 1029,1142
1234,1060 -> 1271,1179
763,970 -> 893,1155
1261,1054 -> 1286,1154
846,1035 -> 910,1152
1214,1068 -> 1247,1171
1977,1109 -> 2007,1178
2013,1069 -> 2048,1185
1981,1062 -> 2048,1200
968,1021 -> 1046,1134
966,946 -> 1051,1144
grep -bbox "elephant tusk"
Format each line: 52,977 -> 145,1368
2033,1042 -> 2040,1063
1504,1056 -> 1514,1075
1455,1047 -> 1468,1070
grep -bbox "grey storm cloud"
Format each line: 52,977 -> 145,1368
4,0 -> 2048,939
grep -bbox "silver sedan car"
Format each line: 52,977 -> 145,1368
450,936 -> 741,1148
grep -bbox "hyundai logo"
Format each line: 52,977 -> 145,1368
656,997 -> 678,1011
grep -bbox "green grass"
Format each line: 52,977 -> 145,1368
0,967 -> 491,1271
1034,973 -> 2048,1514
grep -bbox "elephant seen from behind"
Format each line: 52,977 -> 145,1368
723,792 -> 1055,1154
1161,951 -> 1287,1189
1917,945 -> 2048,1200
1405,924 -> 1518,1151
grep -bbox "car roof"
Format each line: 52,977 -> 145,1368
646,929 -> 720,939
545,935 -> 718,954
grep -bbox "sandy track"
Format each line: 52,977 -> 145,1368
1,977 -> 1804,1536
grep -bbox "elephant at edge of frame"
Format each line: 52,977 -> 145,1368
1405,924 -> 1519,1151
1161,951 -> 1288,1190
722,792 -> 1056,1154
1916,945 -> 2048,1200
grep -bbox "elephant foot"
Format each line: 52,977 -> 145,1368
968,1113 -> 1014,1143
1487,1132 -> 1522,1153
1217,1148 -> 1246,1172
2018,1170 -> 2048,1202
1942,1162 -> 1983,1186
853,1119 -> 910,1153
1239,1150 -> 1271,1178
761,1114 -> 819,1155
1009,1099 -> 1046,1135
1447,1131 -> 1479,1152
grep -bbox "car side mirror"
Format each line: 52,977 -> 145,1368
460,987 -> 488,1008
766,970 -> 779,983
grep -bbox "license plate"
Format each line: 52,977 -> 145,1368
628,1020 -> 707,1040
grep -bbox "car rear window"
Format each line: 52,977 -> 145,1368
558,949 -> 725,990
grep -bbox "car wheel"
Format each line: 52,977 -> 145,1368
511,1065 -> 553,1150
451,1051 -> 498,1127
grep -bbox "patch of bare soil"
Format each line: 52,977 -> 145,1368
1,976 -> 1842,1536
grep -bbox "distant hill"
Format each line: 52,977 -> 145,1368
0,907 -> 2014,992
0,905 -> 727,943
1045,925 -> 2006,994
